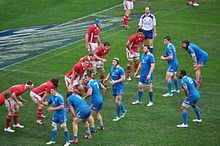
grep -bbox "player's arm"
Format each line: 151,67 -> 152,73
83,87 -> 92,100
70,70 -> 77,85
126,40 -> 131,50
94,54 -> 106,62
161,55 -> 173,60
104,73 -> 111,82
41,91 -> 48,101
111,75 -> 125,85
147,62 -> 155,80
153,17 -> 157,36
69,106 -> 76,117
18,95 -> 27,102
182,85 -> 189,97
134,62 -> 142,77
11,92 -> 23,107
190,53 -> 197,65
97,36 -> 102,45
48,104 -> 64,111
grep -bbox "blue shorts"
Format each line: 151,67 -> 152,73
112,88 -> 124,97
142,29 -> 154,40
76,107 -> 91,120
139,76 -> 152,85
167,65 -> 178,73
183,97 -> 199,106
90,102 -> 103,111
197,55 -> 208,66
53,114 -> 67,124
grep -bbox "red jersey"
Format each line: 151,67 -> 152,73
66,63 -> 86,79
0,93 -> 5,105
87,24 -> 100,43
8,84 -> 27,96
95,45 -> 110,61
32,80 -> 54,96
78,55 -> 93,68
128,33 -> 145,52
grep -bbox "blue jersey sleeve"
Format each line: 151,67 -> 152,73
187,46 -> 195,56
119,67 -> 125,77
181,79 -> 187,88
150,54 -> 155,63
167,48 -> 173,57
57,96 -> 64,106
87,82 -> 92,89
47,96 -> 52,105
68,98 -> 73,108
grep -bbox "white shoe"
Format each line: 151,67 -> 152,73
13,123 -> 24,128
127,77 -> 132,81
41,114 -> 47,118
147,102 -> 154,107
4,127 -> 15,133
162,93 -> 173,97
172,90 -> 180,93
120,110 -> 127,118
113,117 -> 121,122
135,75 -> 140,78
187,1 -> 192,5
192,3 -> 199,6
64,142 -> 70,146
177,123 -> 188,128
132,100 -> 142,105
46,141 -> 55,145
192,119 -> 202,123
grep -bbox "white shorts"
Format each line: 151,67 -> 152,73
93,60 -> 104,70
5,98 -> 17,107
126,48 -> 140,60
88,42 -> 98,53
65,76 -> 80,88
30,91 -> 42,102
123,0 -> 133,10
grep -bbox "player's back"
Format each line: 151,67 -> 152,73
8,84 -> 26,96
32,81 -> 53,94
188,43 -> 208,59
166,43 -> 178,66
68,93 -> 89,112
88,79 -> 103,104
182,76 -> 200,98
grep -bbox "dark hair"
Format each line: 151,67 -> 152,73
51,86 -> 58,91
143,45 -> 150,50
113,58 -> 120,65
164,36 -> 171,41
26,80 -> 33,85
50,77 -> 60,87
66,91 -> 73,98
182,40 -> 190,48
104,41 -> 110,47
3,90 -> 12,99
180,70 -> 187,76
137,28 -> 143,33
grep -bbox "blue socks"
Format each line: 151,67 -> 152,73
120,102 -> 126,113
167,80 -> 172,94
116,105 -> 121,117
149,92 -> 153,102
150,45 -> 153,53
52,130 -> 57,142
194,106 -> 201,120
174,79 -> 179,91
138,91 -> 143,102
182,111 -> 188,125
64,130 -> 70,142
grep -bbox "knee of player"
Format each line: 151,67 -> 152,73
180,106 -> 186,111
138,85 -> 144,91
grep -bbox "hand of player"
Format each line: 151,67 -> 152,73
154,32 -> 157,37
110,80 -> 116,85
134,71 -> 138,77
160,55 -> 165,60
17,101 -> 24,107
146,74 -> 151,80
47,107 -> 53,111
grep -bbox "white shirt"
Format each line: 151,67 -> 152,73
138,13 -> 156,31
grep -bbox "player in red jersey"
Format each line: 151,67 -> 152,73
0,90 -> 12,106
93,42 -> 110,85
85,18 -> 102,53
126,28 -> 145,81
187,0 -> 199,6
30,77 -> 60,125
3,81 -> 34,132
65,58 -> 90,94
123,0 -> 133,29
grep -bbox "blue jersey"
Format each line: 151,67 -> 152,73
187,43 -> 208,61
181,76 -> 200,99
110,66 -> 125,90
87,79 -> 103,104
68,93 -> 89,112
166,43 -> 178,67
48,93 -> 66,116
140,52 -> 155,78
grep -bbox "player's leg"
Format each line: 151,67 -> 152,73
149,39 -> 154,53
177,100 -> 190,128
126,49 -> 133,80
61,122 -> 70,145
4,99 -> 15,132
163,71 -> 173,97
46,122 -> 57,145
134,57 -> 139,77
123,1 -> 132,29
172,72 -> 180,93
84,120 -> 92,140
13,104 -> 24,128
99,66 -> 105,85
146,82 -> 154,107
94,103 -> 104,129
191,103 -> 202,123
194,64 -> 202,83
72,118 -> 81,144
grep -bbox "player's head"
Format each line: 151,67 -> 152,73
112,58 -> 120,67
50,77 -> 61,87
143,45 -> 150,54
182,40 -> 190,50
95,18 -> 101,27
179,69 -> 187,79
137,28 -> 143,37
145,6 -> 151,14
3,90 -> 12,99
50,86 -> 58,95
66,91 -> 73,99
82,58 -> 90,68
104,41 -> 110,50
84,73 -> 93,82
25,80 -> 34,89
163,36 -> 171,45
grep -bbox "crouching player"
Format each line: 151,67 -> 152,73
67,92 -> 95,144
40,87 -> 70,146
177,70 -> 202,128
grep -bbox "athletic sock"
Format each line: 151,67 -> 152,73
167,80 -> 172,94
138,91 -> 143,102
194,106 -> 201,120
149,91 -> 153,102
64,130 -> 70,142
174,79 -> 179,91
6,115 -> 12,128
13,112 -> 18,125
182,111 -> 188,125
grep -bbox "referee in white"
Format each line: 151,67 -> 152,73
138,6 -> 157,53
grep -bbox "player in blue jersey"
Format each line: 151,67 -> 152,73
67,92 -> 94,144
132,45 -> 155,106
84,73 -> 106,130
105,58 -> 127,122
161,36 -> 179,97
177,70 -> 202,128
40,87 -> 70,146
182,40 -> 209,87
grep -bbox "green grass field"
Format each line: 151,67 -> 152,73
0,0 -> 220,145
